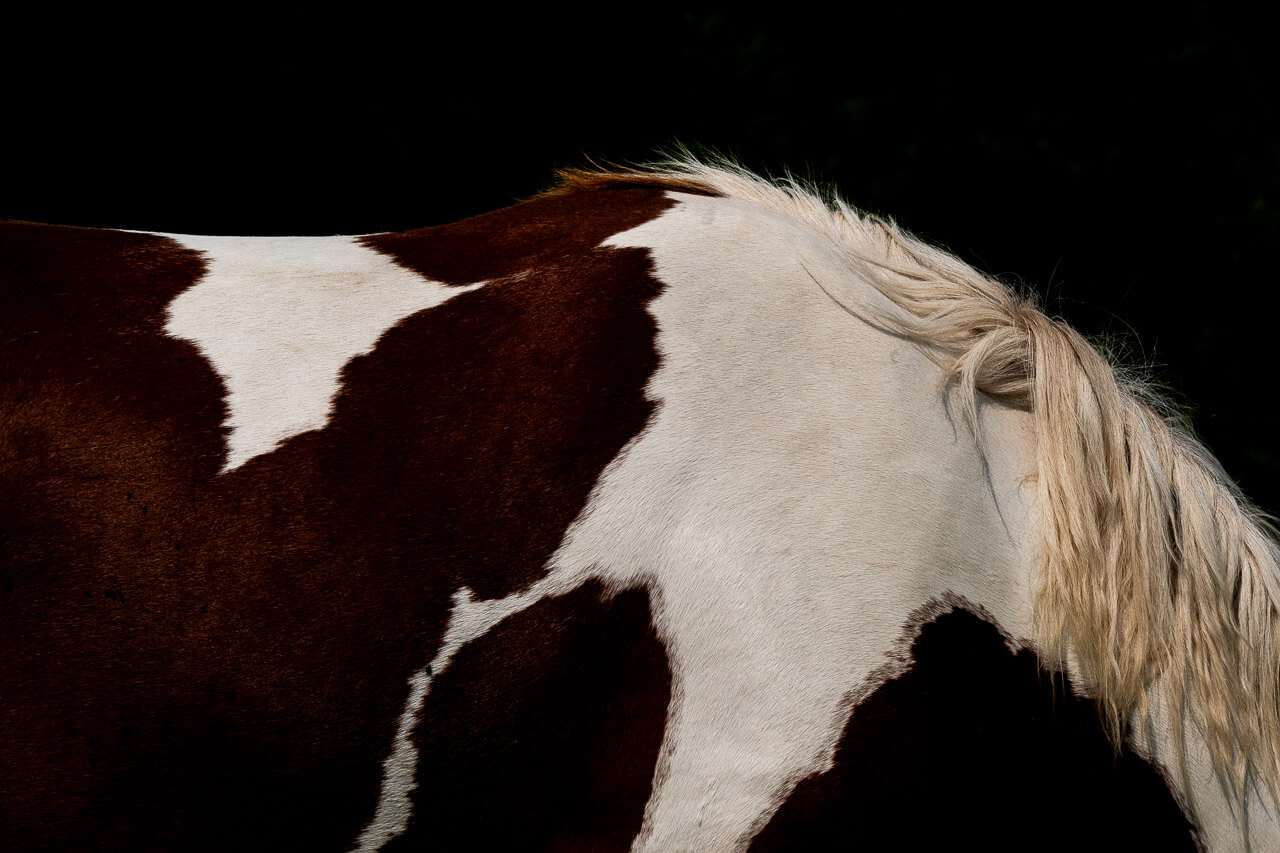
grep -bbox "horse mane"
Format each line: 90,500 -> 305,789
555,157 -> 1280,808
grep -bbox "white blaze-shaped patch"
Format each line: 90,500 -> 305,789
165,234 -> 481,471
356,191 -> 1040,851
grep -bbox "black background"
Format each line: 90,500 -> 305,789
6,7 -> 1278,511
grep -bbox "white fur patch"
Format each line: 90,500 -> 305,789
355,191 -> 1040,850
164,235 -> 481,471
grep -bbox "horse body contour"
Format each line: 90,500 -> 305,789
1,165 -> 1275,850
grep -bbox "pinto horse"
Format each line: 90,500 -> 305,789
3,161 -> 1278,851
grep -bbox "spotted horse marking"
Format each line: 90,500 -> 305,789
2,164 -> 1272,850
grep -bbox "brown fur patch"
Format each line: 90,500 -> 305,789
750,604 -> 1198,851
384,582 -> 671,852
1,187 -> 677,849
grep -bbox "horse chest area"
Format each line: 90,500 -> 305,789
0,185 -> 1197,851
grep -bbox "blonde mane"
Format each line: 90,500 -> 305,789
558,158 -> 1280,808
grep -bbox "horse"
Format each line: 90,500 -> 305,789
2,160 -> 1277,851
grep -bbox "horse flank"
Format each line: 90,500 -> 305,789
559,159 -> 1280,808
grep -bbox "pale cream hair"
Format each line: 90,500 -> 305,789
558,158 -> 1280,806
